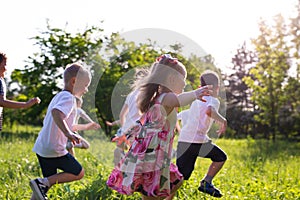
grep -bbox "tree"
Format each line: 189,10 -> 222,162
10,22 -> 104,124
244,15 -> 291,140
93,34 -> 161,136
224,42 -> 258,137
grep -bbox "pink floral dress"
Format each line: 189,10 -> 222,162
107,93 -> 183,197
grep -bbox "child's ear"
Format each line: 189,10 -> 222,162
71,77 -> 76,86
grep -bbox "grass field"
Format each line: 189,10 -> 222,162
0,126 -> 299,199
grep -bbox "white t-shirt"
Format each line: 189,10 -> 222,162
121,89 -> 141,134
177,109 -> 189,128
33,91 -> 77,157
178,96 -> 220,143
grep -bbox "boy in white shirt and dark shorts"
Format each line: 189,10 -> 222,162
176,70 -> 227,198
30,63 -> 91,200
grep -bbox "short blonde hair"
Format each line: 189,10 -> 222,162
63,62 -> 91,85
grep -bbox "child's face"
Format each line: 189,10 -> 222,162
0,59 -> 7,76
73,76 -> 91,97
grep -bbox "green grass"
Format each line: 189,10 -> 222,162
0,127 -> 299,199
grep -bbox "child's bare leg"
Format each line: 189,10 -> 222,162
203,161 -> 225,183
47,169 -> 84,186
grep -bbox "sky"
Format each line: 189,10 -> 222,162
1,0 -> 299,76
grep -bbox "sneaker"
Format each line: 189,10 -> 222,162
30,179 -> 49,200
198,180 -> 222,198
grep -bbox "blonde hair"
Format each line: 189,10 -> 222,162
136,54 -> 187,113
63,62 -> 91,85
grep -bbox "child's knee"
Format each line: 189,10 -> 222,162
76,169 -> 85,180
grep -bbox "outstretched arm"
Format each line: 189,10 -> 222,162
73,122 -> 101,131
0,95 -> 40,109
78,108 -> 94,123
162,85 -> 212,114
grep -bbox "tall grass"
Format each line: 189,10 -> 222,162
0,126 -> 299,199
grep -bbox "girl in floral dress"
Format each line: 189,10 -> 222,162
107,54 -> 212,200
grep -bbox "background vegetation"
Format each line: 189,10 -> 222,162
4,2 -> 300,140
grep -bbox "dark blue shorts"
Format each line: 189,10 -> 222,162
176,141 -> 227,180
36,153 -> 83,177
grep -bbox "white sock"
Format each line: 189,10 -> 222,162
38,178 -> 50,187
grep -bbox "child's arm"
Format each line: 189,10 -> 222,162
0,96 -> 40,109
162,85 -> 212,113
106,120 -> 120,126
206,106 -> 227,136
52,108 -> 81,144
78,108 -> 94,123
72,122 -> 101,131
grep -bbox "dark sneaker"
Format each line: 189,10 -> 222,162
30,179 -> 49,200
198,180 -> 223,198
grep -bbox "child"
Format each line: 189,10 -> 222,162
29,63 -> 91,200
107,69 -> 147,166
107,54 -> 212,200
0,52 -> 40,131
176,70 -> 227,198
66,96 -> 101,157
106,89 -> 142,166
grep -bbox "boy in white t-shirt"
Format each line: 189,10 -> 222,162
176,70 -> 227,198
30,63 -> 91,200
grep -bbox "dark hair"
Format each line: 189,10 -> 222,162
0,52 -> 7,64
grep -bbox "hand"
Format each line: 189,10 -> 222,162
86,122 -> 101,130
105,121 -> 113,126
68,132 -> 81,144
112,134 -> 130,146
195,85 -> 213,102
26,97 -> 41,107
217,119 -> 227,136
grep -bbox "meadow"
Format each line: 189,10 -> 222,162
0,126 -> 299,200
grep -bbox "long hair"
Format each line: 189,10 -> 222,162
136,54 -> 186,113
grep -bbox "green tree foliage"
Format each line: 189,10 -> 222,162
9,22 -> 104,125
93,34 -> 161,135
224,43 -> 258,138
244,15 -> 291,140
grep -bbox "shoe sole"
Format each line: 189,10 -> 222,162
30,180 -> 46,200
198,187 -> 222,198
